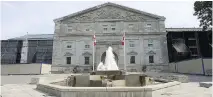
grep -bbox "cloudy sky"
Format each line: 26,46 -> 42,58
1,1 -> 200,40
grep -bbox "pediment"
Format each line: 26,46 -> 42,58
54,2 -> 165,23
127,51 -> 138,55
64,52 -> 73,56
146,50 -> 156,55
82,52 -> 92,56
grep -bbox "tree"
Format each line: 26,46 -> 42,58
194,1 -> 212,31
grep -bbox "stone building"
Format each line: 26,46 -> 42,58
51,2 -> 169,72
2,2 -> 210,73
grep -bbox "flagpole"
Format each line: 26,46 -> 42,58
123,32 -> 126,74
93,42 -> 95,72
93,33 -> 95,72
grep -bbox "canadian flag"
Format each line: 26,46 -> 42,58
122,32 -> 125,46
93,34 -> 96,46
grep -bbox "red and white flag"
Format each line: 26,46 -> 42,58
122,32 -> 125,46
93,34 -> 96,46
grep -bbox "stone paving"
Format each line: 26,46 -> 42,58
1,84 -> 48,97
156,83 -> 212,97
1,73 -> 212,97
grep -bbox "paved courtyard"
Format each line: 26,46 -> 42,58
1,73 -> 212,97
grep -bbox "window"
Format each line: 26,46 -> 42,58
66,57 -> 71,64
85,45 -> 90,48
129,24 -> 134,27
86,29 -> 90,31
67,45 -> 72,48
112,28 -> 115,31
149,56 -> 154,63
85,57 -> 90,64
148,44 -> 153,47
68,25 -> 72,32
104,28 -> 107,31
130,43 -> 135,47
130,56 -> 135,64
146,24 -> 151,27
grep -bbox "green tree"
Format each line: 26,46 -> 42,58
194,1 -> 212,31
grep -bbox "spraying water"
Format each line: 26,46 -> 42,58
97,46 -> 119,71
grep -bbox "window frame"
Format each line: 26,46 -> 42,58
149,55 -> 154,63
148,44 -> 153,47
128,24 -> 134,28
67,45 -> 72,48
103,28 -> 107,31
111,28 -> 116,31
84,57 -> 90,64
146,24 -> 152,27
130,56 -> 135,64
66,57 -> 71,64
85,45 -> 90,48
129,43 -> 135,47
85,28 -> 90,31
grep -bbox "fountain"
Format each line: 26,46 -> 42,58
97,46 -> 119,71
36,46 -> 182,97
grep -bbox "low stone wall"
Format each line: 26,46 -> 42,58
1,63 -> 52,75
41,63 -> 51,74
1,63 -> 41,75
51,65 -> 92,74
145,65 -> 169,72
203,59 -> 212,76
168,58 -> 212,75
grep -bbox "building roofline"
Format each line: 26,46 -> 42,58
166,28 -> 212,32
53,2 -> 165,22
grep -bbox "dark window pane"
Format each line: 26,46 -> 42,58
148,44 -> 153,47
85,57 -> 89,64
67,45 -> 72,48
149,56 -> 154,63
66,57 -> 71,64
130,56 -> 135,64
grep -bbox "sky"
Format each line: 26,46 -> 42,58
1,1 -> 200,40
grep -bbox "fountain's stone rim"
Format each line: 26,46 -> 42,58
37,81 -> 180,92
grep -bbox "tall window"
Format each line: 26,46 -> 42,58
130,56 -> 135,64
85,57 -> 89,64
149,55 -> 154,63
66,57 -> 71,64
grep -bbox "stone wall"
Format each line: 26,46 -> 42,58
1,63 -> 51,75
168,58 -> 212,75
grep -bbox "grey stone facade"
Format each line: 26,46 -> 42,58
51,2 -> 169,72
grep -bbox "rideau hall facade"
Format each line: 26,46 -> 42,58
51,2 -> 169,72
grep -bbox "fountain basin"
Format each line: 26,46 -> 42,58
37,80 -> 180,97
